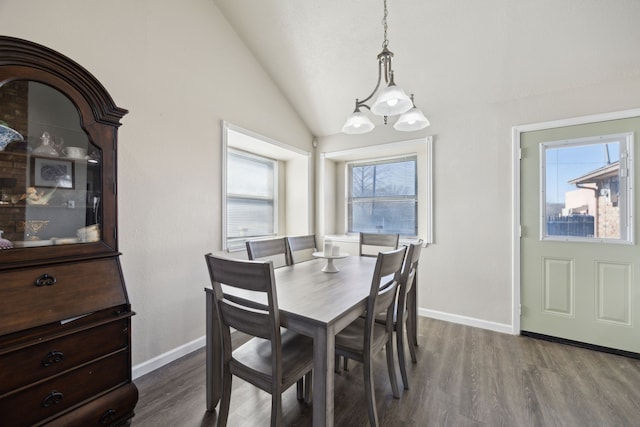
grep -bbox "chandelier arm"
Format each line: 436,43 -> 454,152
354,56 -> 385,110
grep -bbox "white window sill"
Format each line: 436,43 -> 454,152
324,234 -> 425,247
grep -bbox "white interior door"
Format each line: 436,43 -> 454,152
519,116 -> 640,354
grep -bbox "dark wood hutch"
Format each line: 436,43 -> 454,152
0,36 -> 138,426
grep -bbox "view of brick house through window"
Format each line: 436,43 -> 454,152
542,134 -> 632,242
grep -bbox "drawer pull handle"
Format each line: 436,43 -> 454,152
42,350 -> 65,367
100,409 -> 117,425
35,273 -> 57,287
42,391 -> 64,407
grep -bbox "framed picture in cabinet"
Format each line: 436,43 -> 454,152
32,157 -> 75,189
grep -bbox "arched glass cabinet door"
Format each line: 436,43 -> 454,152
0,80 -> 102,246
0,36 -> 127,264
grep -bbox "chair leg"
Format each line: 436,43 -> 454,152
271,391 -> 282,427
396,320 -> 409,390
408,296 -> 419,348
296,378 -> 304,400
406,316 -> 418,363
385,338 -> 400,399
334,355 -> 342,373
363,355 -> 379,427
304,371 -> 313,403
218,367 -> 233,427
343,356 -> 349,371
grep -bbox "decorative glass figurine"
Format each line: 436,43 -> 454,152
33,131 -> 60,156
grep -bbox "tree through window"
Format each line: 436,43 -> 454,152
348,156 -> 417,236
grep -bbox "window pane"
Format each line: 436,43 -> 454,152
351,199 -> 417,235
226,149 -> 276,244
542,134 -> 631,242
227,197 -> 274,238
228,151 -> 273,197
351,159 -> 416,197
348,156 -> 417,236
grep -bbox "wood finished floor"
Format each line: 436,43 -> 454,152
131,317 -> 640,426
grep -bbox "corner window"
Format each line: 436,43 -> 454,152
347,156 -> 418,236
541,132 -> 633,243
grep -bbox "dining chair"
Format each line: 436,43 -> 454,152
338,232 -> 400,373
376,241 -> 422,390
246,237 -> 292,268
204,254 -> 314,427
334,246 -> 407,427
286,235 -> 317,263
359,232 -> 400,257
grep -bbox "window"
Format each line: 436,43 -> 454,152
226,149 -> 277,246
541,132 -> 633,243
222,121 -> 311,251
348,156 -> 418,236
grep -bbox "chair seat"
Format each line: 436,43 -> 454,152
232,330 -> 314,391
335,317 -> 389,359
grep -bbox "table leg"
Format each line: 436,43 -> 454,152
205,288 -> 221,411
313,325 -> 334,427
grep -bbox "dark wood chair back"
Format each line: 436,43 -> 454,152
359,232 -> 400,257
246,237 -> 291,267
286,235 -> 317,263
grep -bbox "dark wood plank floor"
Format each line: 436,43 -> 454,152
131,317 -> 640,426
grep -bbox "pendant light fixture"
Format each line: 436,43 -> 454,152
342,0 -> 430,134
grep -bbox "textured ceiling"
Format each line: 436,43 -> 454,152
214,0 -> 640,137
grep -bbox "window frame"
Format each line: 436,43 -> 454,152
226,147 -> 278,247
221,121 -> 312,251
539,132 -> 634,244
322,137 -> 433,244
346,155 -> 418,236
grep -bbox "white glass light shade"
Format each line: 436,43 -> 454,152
393,107 -> 430,131
342,111 -> 375,134
370,84 -> 413,116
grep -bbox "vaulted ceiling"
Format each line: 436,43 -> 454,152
214,0 -> 640,137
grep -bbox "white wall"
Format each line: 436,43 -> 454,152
318,66 -> 640,332
0,0 -> 313,369
285,156 -> 313,235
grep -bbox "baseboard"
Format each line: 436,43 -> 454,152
420,308 -> 514,334
132,336 -> 206,380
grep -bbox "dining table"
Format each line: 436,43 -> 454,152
204,254 -> 418,427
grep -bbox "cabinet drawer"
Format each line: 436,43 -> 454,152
0,319 -> 129,394
0,351 -> 129,427
0,258 -> 127,336
40,383 -> 138,427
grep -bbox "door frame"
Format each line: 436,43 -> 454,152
511,108 -> 640,334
